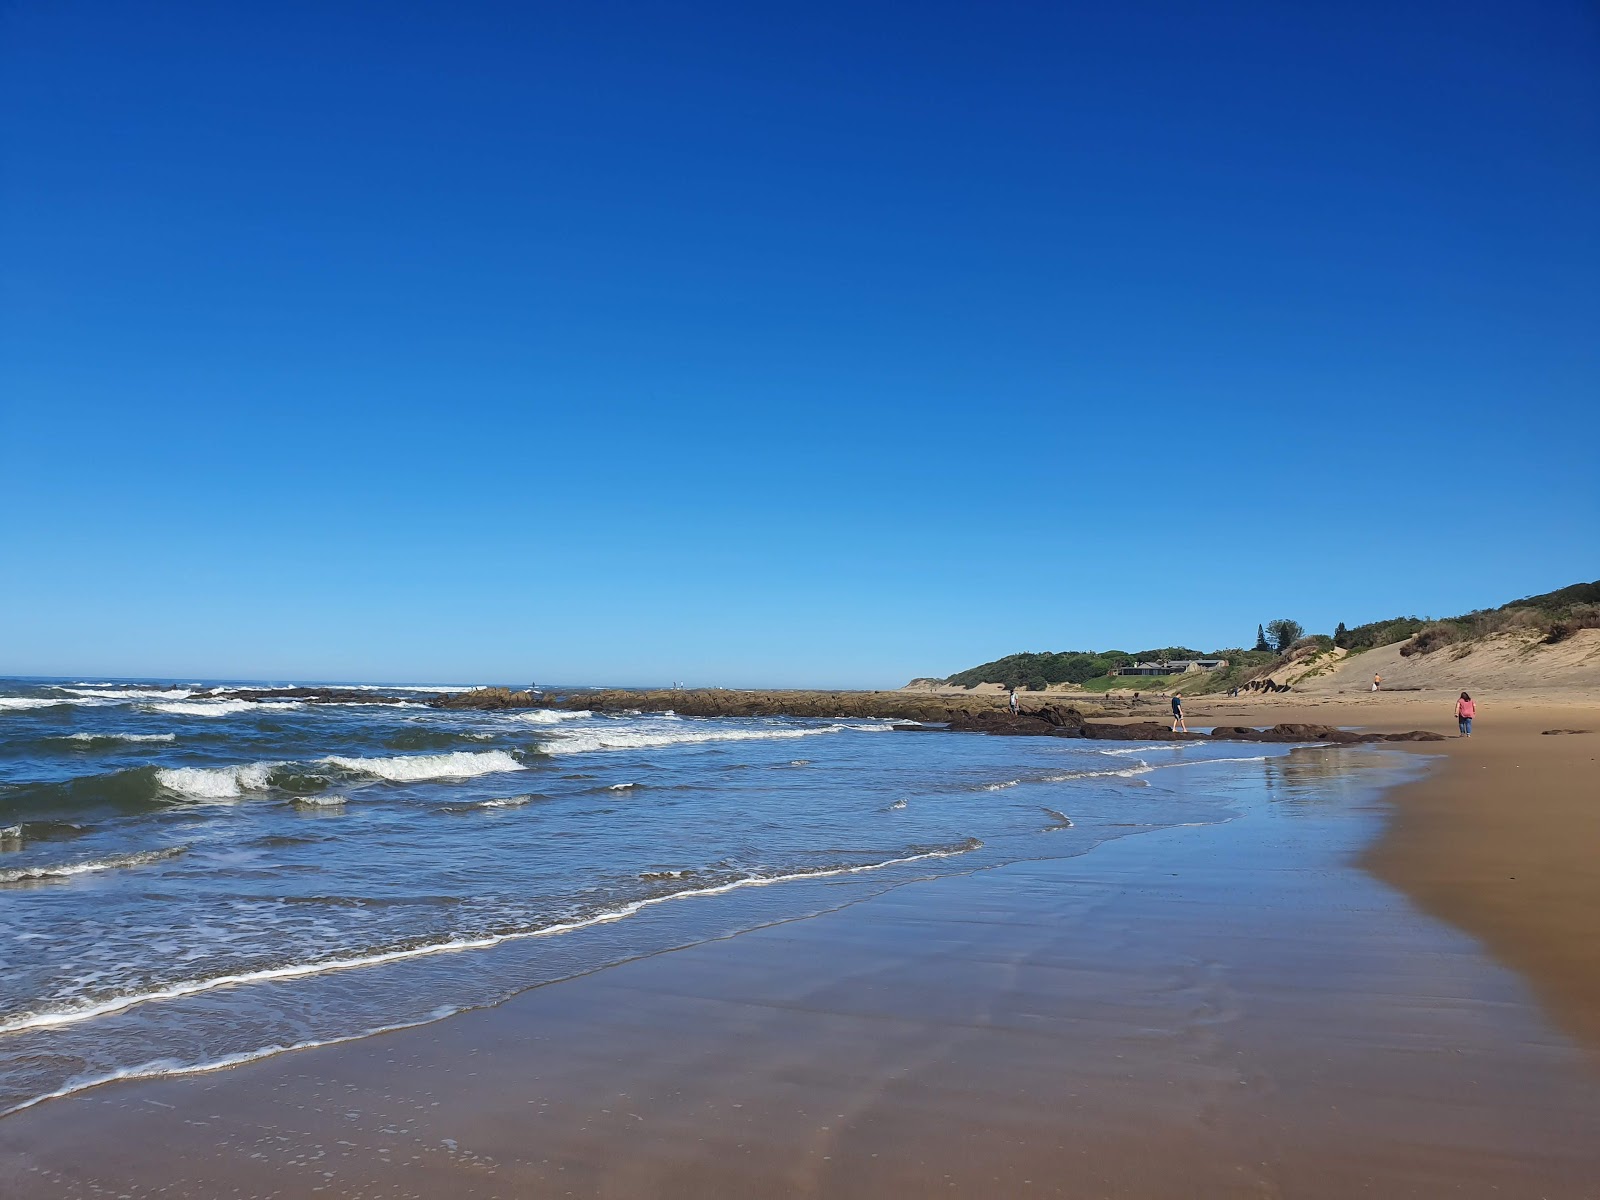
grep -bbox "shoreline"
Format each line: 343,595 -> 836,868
1,704 -> 1596,1196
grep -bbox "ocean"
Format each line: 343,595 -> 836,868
0,677 -> 1295,1117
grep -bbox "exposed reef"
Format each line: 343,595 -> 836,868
429,689 -> 1445,744
943,704 -> 1444,743
429,688 -> 1015,723
186,687 -> 421,705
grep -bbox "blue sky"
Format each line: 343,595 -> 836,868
3,1 -> 1596,687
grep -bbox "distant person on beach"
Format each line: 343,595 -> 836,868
1372,673 -> 1382,692
1009,689 -> 1020,716
1170,694 -> 1186,733
1456,692 -> 1475,737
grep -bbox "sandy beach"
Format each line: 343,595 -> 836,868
2,692 -> 1597,1198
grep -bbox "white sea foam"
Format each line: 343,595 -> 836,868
156,763 -> 280,799
321,749 -> 525,782
515,709 -> 592,724
539,722 -> 869,755
146,700 -> 286,716
981,754 -> 1271,793
607,782 -> 639,791
0,839 -> 981,1038
1,825 -> 22,840
291,795 -> 347,808
0,696 -> 111,711
0,1007 -> 463,1118
62,687 -> 194,700
62,732 -> 176,745
0,846 -> 188,884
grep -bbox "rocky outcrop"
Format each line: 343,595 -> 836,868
429,687 -> 1047,724
187,687 -> 420,705
944,709 -> 1444,744
1207,724 -> 1446,744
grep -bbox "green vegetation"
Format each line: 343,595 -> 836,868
1265,618 -> 1304,653
1077,673 -> 1178,692
934,581 -> 1597,693
1336,580 -> 1600,656
945,651 -> 1135,691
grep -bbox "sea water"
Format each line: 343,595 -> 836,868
0,677 -> 1294,1115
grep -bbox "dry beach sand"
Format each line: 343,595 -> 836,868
1,690 -> 1597,1198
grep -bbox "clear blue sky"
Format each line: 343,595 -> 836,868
3,1 -> 1596,687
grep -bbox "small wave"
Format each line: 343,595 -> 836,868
0,825 -> 21,840
0,1008 -> 464,1119
515,709 -> 592,724
439,794 -> 539,813
156,762 -> 281,799
61,688 -> 194,700
888,798 -> 908,810
60,733 -> 176,746
145,700 -> 285,716
607,782 -> 639,791
0,838 -> 982,1038
320,749 -> 525,782
290,795 -> 347,808
0,696 -> 110,711
1040,807 -> 1074,829
0,846 -> 188,884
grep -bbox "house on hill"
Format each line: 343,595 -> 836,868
1113,658 -> 1228,677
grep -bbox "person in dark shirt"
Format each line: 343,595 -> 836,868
1170,694 -> 1187,733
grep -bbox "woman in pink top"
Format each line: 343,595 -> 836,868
1456,692 -> 1476,737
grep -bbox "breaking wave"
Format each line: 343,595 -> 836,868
156,763 -> 281,799
0,846 -> 189,885
145,700 -> 285,716
515,709 -> 592,724
320,750 -> 525,782
538,722 -> 887,756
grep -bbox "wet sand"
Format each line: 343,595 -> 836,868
3,718 -> 1598,1198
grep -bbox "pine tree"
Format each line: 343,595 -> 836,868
1334,622 -> 1348,648
1253,624 -> 1270,653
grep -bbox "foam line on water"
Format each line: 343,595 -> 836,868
61,733 -> 176,744
539,721 -> 889,755
0,846 -> 188,884
145,700 -> 298,716
0,1007 -> 464,1119
0,839 -> 982,1037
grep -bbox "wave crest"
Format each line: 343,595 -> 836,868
321,749 -> 525,782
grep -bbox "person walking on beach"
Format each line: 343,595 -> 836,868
1170,694 -> 1186,733
1008,689 -> 1020,716
1456,691 -> 1475,737
1372,673 -> 1382,692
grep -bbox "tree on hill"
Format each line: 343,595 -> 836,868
1334,622 -> 1348,648
1266,619 -> 1304,653
1253,624 -> 1270,652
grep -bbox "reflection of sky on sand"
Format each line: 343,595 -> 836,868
1261,744 -> 1433,808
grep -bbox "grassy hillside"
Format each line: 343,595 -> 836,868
1337,580 -> 1600,657
931,581 -> 1599,692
